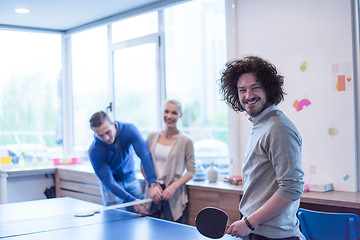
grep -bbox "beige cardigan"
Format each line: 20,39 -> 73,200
145,131 -> 196,221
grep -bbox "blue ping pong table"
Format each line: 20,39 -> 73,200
0,197 -> 238,240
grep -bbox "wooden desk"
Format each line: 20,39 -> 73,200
186,180 -> 360,225
300,190 -> 360,216
4,164 -> 360,224
186,180 -> 242,225
53,165 -> 360,224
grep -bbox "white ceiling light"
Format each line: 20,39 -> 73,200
15,8 -> 30,14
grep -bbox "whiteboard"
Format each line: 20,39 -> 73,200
235,0 -> 356,191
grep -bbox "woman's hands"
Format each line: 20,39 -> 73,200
162,184 -> 176,201
149,183 -> 162,204
149,182 -> 177,202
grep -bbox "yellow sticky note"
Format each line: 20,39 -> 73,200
1,156 -> 11,164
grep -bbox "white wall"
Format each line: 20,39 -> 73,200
231,0 -> 356,191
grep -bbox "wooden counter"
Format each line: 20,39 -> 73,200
186,180 -> 242,225
300,190 -> 360,216
3,163 -> 360,223
186,180 -> 360,225
301,190 -> 360,208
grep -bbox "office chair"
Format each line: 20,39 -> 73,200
298,208 -> 360,240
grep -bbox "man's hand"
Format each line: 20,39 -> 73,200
133,199 -> 150,215
149,183 -> 162,204
226,219 -> 252,238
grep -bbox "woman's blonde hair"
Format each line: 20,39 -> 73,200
164,99 -> 182,114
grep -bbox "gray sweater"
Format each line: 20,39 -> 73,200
146,131 -> 196,221
240,107 -> 304,238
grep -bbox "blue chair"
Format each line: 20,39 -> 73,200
298,208 -> 360,240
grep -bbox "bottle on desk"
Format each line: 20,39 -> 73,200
207,162 -> 218,183
19,152 -> 25,168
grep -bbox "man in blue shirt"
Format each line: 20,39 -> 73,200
88,111 -> 162,214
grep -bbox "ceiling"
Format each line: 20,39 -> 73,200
0,0 -> 169,32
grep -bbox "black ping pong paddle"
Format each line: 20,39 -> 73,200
195,207 -> 229,239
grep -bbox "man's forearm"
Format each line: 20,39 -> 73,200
246,191 -> 293,229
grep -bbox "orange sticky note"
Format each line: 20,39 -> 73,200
293,100 -> 299,112
1,156 -> 11,164
336,75 -> 345,91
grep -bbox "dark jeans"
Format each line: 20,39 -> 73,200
149,184 -> 184,223
243,234 -> 299,240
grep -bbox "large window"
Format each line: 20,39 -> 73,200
72,26 -> 108,157
0,0 -> 228,174
113,43 -> 159,135
70,0 -> 228,176
164,0 -> 228,176
0,30 -> 62,163
111,11 -> 160,136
